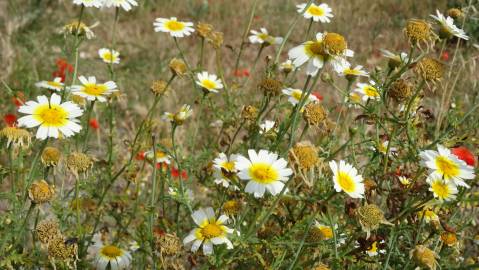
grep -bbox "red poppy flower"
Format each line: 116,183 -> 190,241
242,68 -> 250,77
4,114 -> 17,127
312,91 -> 323,101
135,151 -> 146,161
89,118 -> 100,129
451,146 -> 476,166
171,166 -> 188,179
156,162 -> 169,171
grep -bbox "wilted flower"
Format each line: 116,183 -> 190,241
150,80 -> 169,96
415,57 -> 444,81
258,78 -> 283,96
440,231 -> 457,246
169,58 -> 188,77
356,204 -> 393,238
389,79 -> 412,102
41,147 -> 61,167
196,22 -> 213,38
289,141 -> 319,170
62,21 -> 95,39
241,105 -> 258,122
222,200 -> 241,216
410,245 -> 439,270
67,152 -> 93,176
0,126 -> 31,148
156,232 -> 182,256
303,103 -> 327,127
36,220 -> 61,246
206,31 -> 224,49
47,235 -> 78,263
404,19 -> 433,46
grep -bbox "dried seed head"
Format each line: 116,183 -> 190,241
150,80 -> 169,96
410,245 -> 438,270
303,103 -> 327,126
440,231 -> 457,246
67,152 -> 93,176
71,95 -> 86,106
289,141 -> 319,170
415,57 -> 444,81
389,79 -> 413,102
0,127 -> 31,148
312,263 -> 330,270
41,147 -> 61,167
357,204 -> 392,238
48,235 -> 78,261
241,105 -> 258,122
28,180 -> 55,204
258,78 -> 283,96
207,31 -> 224,49
36,220 -> 61,245
447,8 -> 463,20
169,58 -> 187,77
321,32 -> 347,56
223,200 -> 241,216
156,233 -> 181,256
405,19 -> 432,45
196,22 -> 214,38
62,21 -> 94,39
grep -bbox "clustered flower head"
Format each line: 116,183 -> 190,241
67,151 -> 93,176
415,57 -> 444,81
404,19 -> 434,46
28,180 -> 55,204
41,147 -> 61,167
258,77 -> 283,96
0,126 -> 31,148
356,204 -> 393,238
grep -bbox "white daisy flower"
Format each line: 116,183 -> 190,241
259,120 -> 276,134
296,3 -> 333,23
417,208 -> 439,223
153,17 -> 194,38
70,76 -> 118,102
333,59 -> 368,77
93,243 -> 132,270
398,176 -> 412,186
430,10 -> 469,40
235,149 -> 293,198
328,160 -> 365,198
213,153 -> 239,189
183,207 -> 234,255
420,144 -> 475,188
17,93 -> 83,140
354,81 -> 380,101
366,240 -> 386,257
282,88 -> 318,106
313,221 -> 334,240
35,77 -> 64,92
344,92 -> 363,108
98,48 -> 120,64
288,32 -> 354,76
427,175 -> 458,202
196,72 -> 223,93
249,28 -> 283,45
73,0 -> 103,8
145,149 -> 171,164
162,104 -> 193,124
104,0 -> 138,11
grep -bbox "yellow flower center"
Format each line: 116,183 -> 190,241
47,81 -> 62,88
350,92 -> 361,103
305,41 -> 326,56
319,226 -> 333,239
165,20 -> 185,31
291,90 -> 304,101
431,181 -> 450,199
83,83 -> 108,96
307,5 -> 325,16
337,171 -> 355,193
221,161 -> 235,171
156,151 -> 167,159
322,33 -> 347,56
100,245 -> 123,259
435,156 -> 459,178
33,105 -> 68,127
201,79 -> 217,90
368,241 -> 378,253
364,86 -> 379,97
200,223 -> 223,239
102,51 -> 116,62
249,163 -> 279,184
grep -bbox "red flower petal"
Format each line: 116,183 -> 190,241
451,146 -> 476,167
89,118 -> 100,129
4,114 -> 17,127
